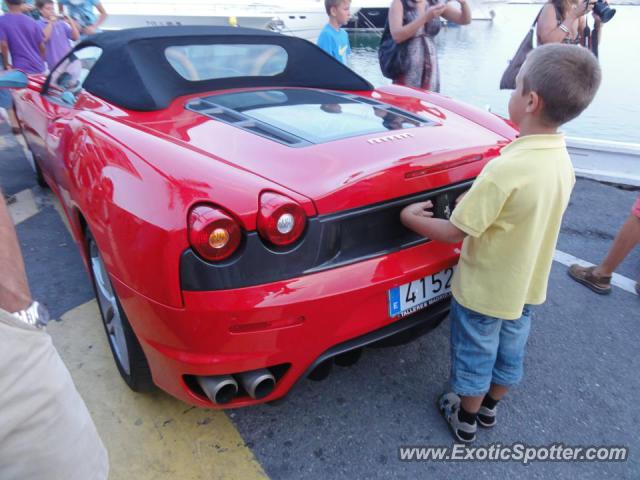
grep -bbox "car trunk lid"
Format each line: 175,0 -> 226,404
144,87 -> 512,214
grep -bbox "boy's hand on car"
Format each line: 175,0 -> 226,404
401,201 -> 466,242
401,201 -> 434,220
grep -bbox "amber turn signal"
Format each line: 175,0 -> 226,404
188,205 -> 241,261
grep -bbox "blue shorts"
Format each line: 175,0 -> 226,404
449,298 -> 532,397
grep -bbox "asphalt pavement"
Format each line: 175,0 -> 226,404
1,122 -> 638,480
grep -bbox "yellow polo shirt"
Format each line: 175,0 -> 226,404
449,134 -> 575,320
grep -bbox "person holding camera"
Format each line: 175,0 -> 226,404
37,0 -> 79,69
536,0 -> 613,50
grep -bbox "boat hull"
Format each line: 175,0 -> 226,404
100,1 -> 324,42
346,7 -> 388,31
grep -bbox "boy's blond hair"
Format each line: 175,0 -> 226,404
522,44 -> 601,126
324,0 -> 348,16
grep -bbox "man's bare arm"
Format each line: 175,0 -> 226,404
1,41 -> 10,70
0,191 -> 32,312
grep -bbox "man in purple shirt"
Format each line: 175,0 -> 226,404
0,0 -> 46,74
37,0 -> 79,69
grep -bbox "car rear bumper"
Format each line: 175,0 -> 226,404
113,240 -> 459,408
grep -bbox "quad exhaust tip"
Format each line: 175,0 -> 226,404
197,374 -> 238,405
237,368 -> 276,400
197,368 -> 276,404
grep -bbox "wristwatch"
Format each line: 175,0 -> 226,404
12,301 -> 51,329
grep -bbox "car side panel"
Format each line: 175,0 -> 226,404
13,79 -> 54,164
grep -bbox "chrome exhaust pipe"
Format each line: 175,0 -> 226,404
237,368 -> 276,400
197,375 -> 238,405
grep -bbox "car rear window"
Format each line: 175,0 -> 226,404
165,44 -> 288,81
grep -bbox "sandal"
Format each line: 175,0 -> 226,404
438,392 -> 477,443
477,404 -> 497,428
568,264 -> 612,295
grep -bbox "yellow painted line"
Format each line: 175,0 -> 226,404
8,188 -> 39,225
47,301 -> 269,480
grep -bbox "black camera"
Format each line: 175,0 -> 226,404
593,0 -> 615,23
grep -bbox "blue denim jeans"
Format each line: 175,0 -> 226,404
449,298 -> 532,397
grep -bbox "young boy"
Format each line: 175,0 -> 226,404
317,0 -> 351,65
0,0 -> 45,74
57,0 -> 107,37
400,44 -> 601,443
37,0 -> 79,69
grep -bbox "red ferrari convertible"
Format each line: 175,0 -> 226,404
3,26 -> 516,408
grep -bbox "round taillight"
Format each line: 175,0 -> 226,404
188,205 -> 241,261
257,192 -> 307,247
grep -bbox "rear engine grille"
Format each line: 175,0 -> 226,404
180,181 -> 472,291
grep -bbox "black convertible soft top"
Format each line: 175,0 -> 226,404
75,26 -> 373,111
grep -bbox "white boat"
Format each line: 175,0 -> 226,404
346,0 -> 502,32
346,0 -> 389,31
267,1 -> 327,42
100,0 -> 326,43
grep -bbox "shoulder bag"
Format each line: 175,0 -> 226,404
378,0 -> 409,79
499,8 -> 544,90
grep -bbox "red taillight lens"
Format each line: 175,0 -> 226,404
188,205 -> 241,261
257,192 -> 307,247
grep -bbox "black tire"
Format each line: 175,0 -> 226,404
33,155 -> 47,188
87,231 -> 154,392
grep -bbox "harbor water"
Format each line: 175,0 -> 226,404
348,4 -> 640,143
